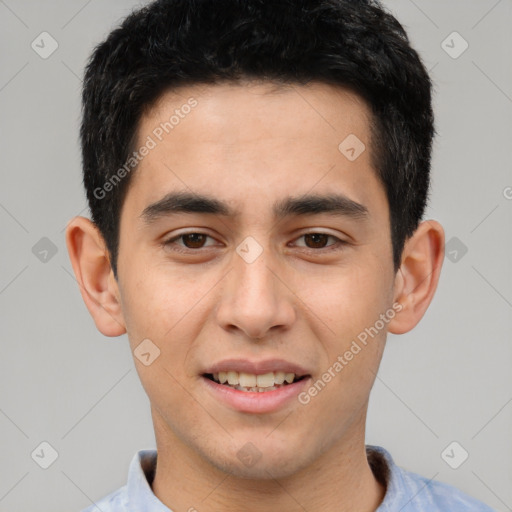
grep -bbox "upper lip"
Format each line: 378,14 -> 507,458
203,358 -> 310,377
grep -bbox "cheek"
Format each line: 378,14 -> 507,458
118,271 -> 207,409
297,262 -> 392,396
298,262 -> 392,340
120,261 -> 191,330
119,263 -> 217,369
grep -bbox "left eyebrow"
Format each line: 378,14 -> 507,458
273,192 -> 369,220
140,190 -> 369,224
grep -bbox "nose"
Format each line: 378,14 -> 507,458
215,243 -> 296,340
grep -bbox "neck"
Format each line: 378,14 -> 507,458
151,411 -> 385,512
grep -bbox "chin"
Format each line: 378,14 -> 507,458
202,436 -> 314,481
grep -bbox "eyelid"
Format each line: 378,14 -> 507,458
290,232 -> 343,249
163,230 -> 219,249
162,229 -> 348,253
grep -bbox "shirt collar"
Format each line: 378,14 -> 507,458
126,445 -> 405,510
369,444 -> 433,511
127,449 -> 171,511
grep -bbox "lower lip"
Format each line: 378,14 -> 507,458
201,376 -> 311,414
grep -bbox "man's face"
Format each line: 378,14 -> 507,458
115,81 -> 398,478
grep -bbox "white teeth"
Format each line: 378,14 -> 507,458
256,372 -> 275,387
227,371 -> 238,385
274,371 -> 285,385
239,372 -> 257,387
210,371 -> 299,389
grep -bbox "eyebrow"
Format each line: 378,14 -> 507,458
140,190 -> 369,224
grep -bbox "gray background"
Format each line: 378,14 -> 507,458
0,1 -> 511,510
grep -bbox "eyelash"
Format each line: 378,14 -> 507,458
162,231 -> 348,255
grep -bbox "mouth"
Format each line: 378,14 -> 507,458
201,359 -> 312,413
203,371 -> 308,393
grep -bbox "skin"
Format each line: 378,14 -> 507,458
66,81 -> 444,512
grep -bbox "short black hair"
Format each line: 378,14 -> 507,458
81,0 -> 434,277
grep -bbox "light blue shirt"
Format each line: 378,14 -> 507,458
81,445 -> 495,511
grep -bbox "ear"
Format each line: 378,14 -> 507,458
65,216 -> 126,337
388,220 -> 445,335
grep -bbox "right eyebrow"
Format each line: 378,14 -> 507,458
140,191 -> 236,224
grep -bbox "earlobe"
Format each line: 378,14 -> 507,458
65,216 -> 127,337
388,220 -> 445,335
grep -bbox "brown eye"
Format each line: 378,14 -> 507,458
163,232 -> 216,252
291,232 -> 347,253
303,233 -> 330,249
180,233 -> 208,248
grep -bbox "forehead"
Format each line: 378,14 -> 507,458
142,80 -> 371,145
124,80 -> 385,222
